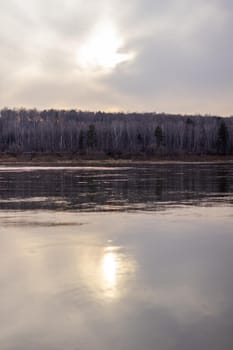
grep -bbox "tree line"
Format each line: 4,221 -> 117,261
0,108 -> 232,156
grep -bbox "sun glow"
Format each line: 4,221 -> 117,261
77,22 -> 134,72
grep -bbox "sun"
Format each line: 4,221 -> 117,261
76,22 -> 134,72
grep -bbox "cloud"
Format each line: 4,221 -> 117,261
0,0 -> 232,115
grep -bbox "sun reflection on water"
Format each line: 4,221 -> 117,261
101,246 -> 135,299
76,243 -> 135,301
102,249 -> 119,298
103,251 -> 117,287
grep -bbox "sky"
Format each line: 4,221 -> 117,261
0,0 -> 233,115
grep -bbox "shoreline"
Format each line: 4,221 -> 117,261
0,154 -> 233,165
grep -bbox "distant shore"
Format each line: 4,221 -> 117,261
0,153 -> 233,164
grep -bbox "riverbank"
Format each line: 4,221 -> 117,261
0,153 -> 233,164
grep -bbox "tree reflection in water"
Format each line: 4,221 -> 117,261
0,163 -> 232,211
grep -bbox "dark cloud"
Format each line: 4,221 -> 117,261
100,0 -> 233,114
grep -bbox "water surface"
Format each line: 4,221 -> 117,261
0,163 -> 233,350
0,163 -> 232,211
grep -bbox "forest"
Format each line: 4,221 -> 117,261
0,108 -> 232,157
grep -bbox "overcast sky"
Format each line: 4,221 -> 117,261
0,0 -> 232,115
